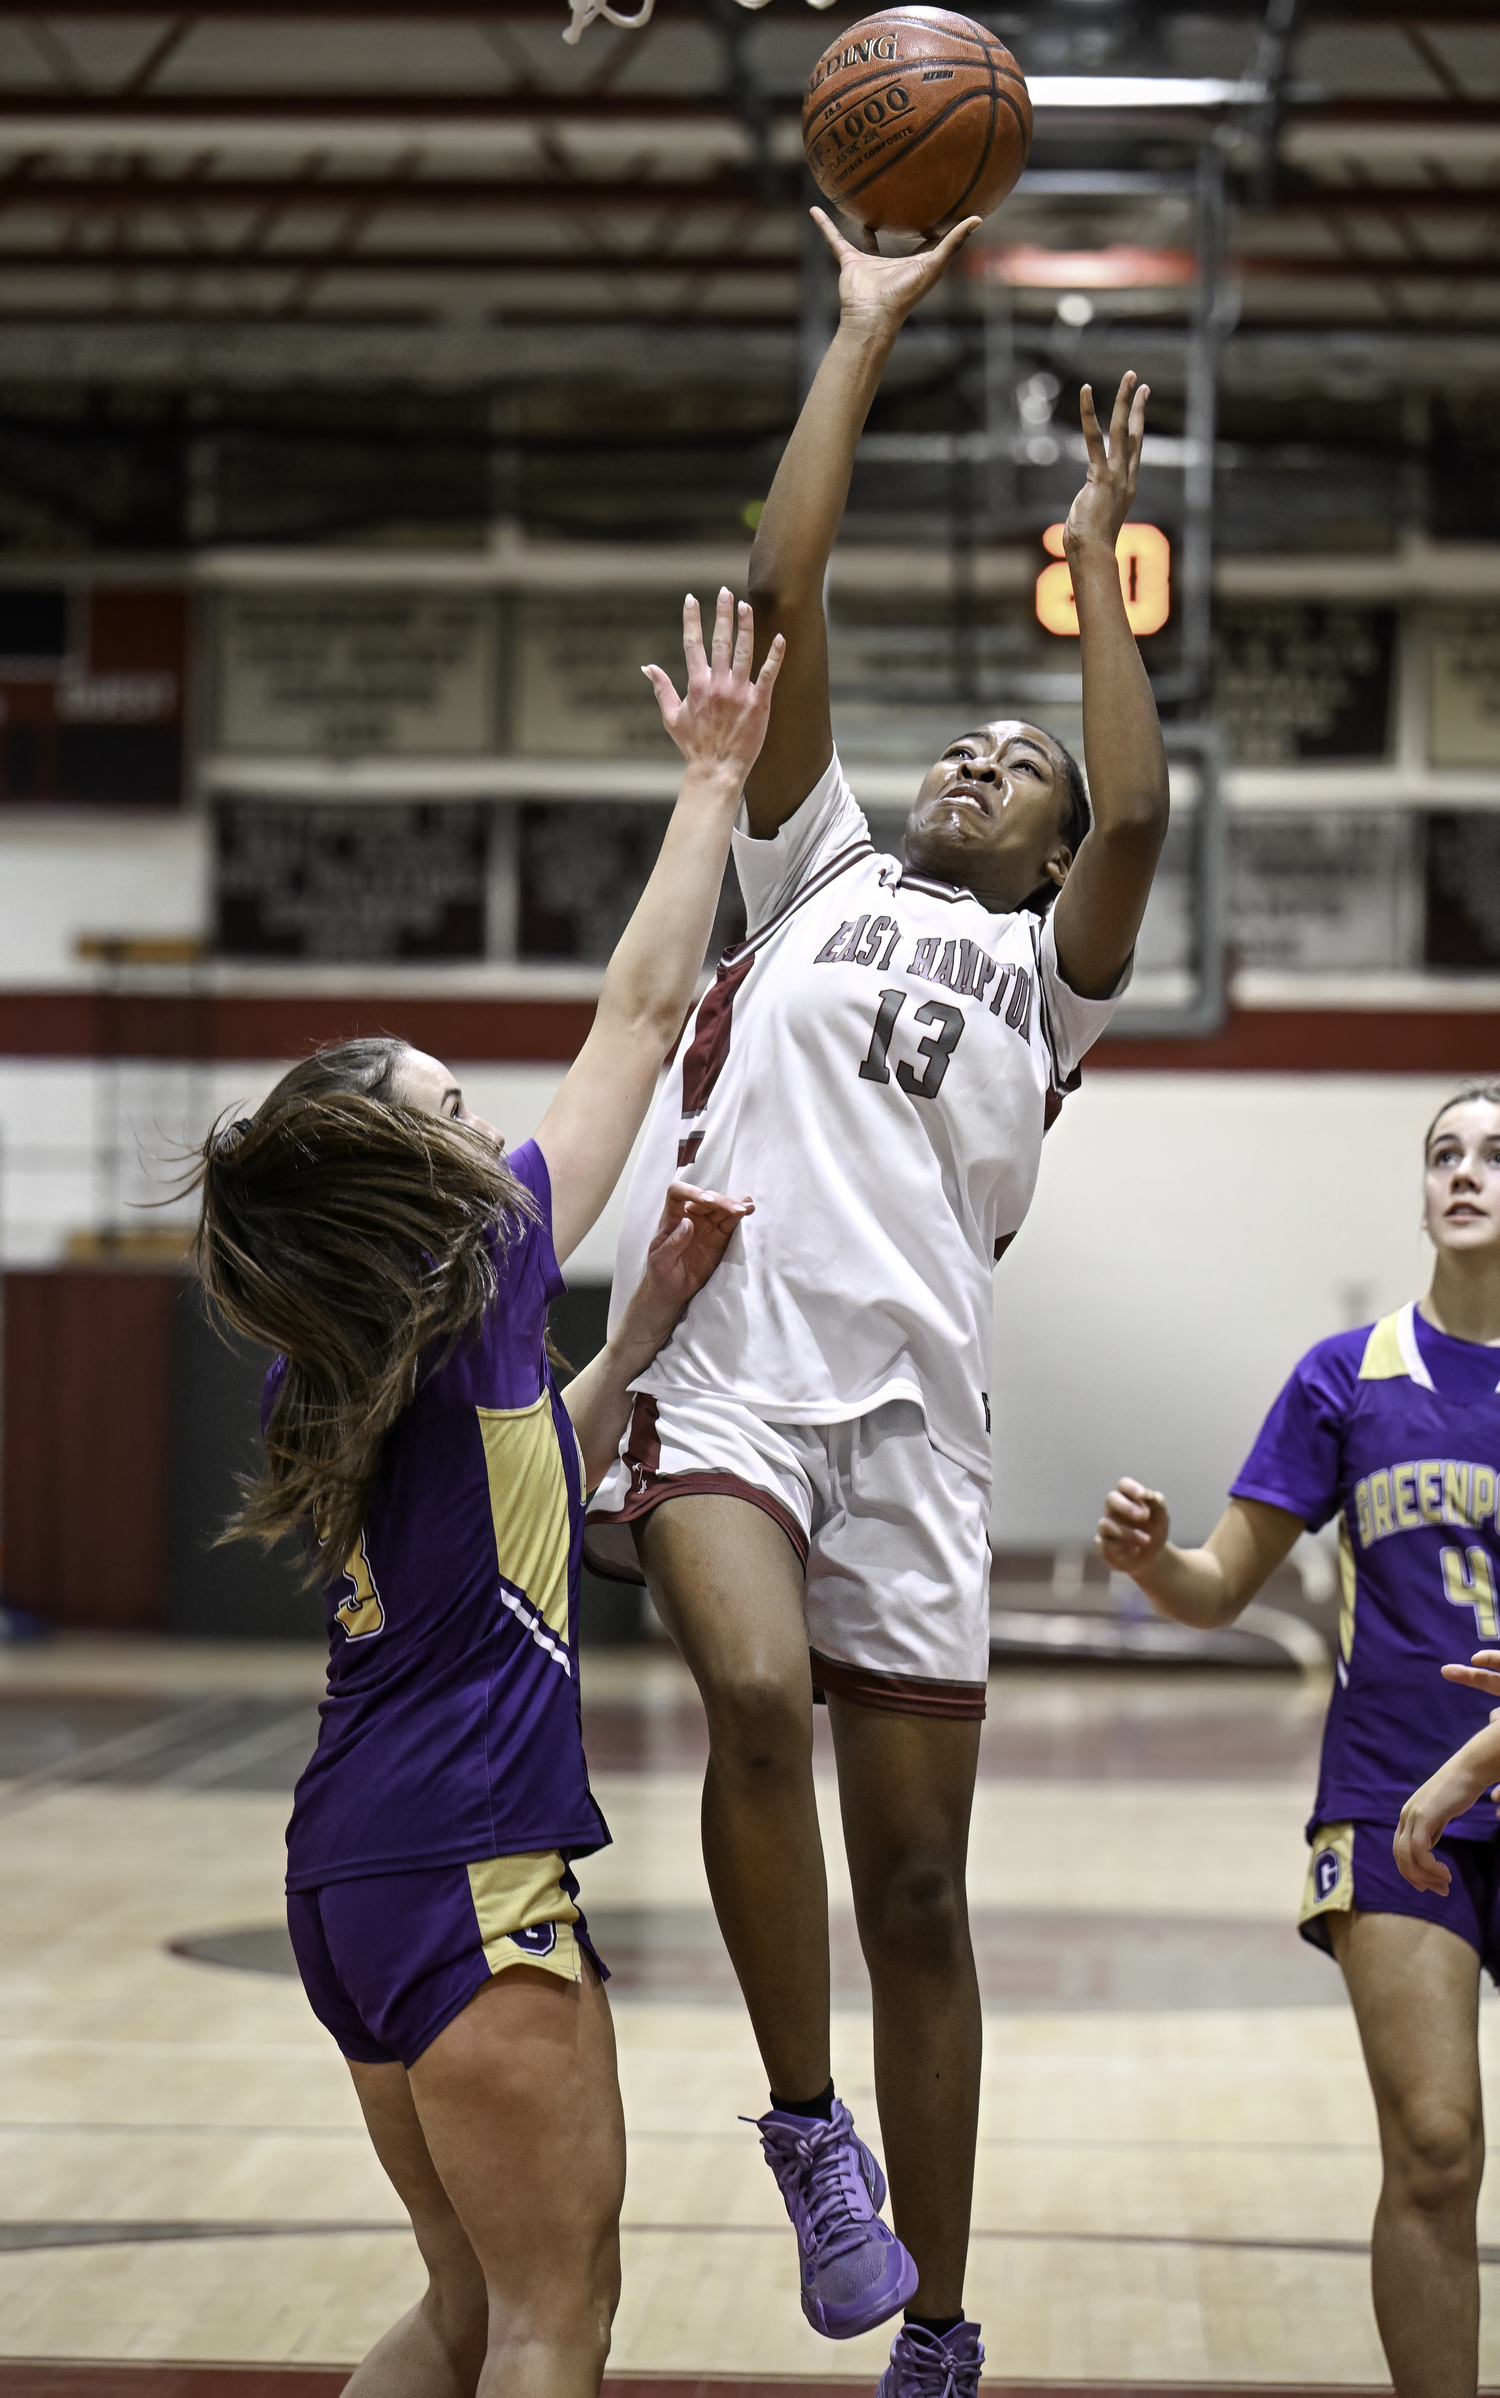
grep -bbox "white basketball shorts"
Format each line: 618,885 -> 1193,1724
587,1390 -> 991,1719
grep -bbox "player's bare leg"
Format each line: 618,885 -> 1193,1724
404,1962 -> 626,2397
344,2061 -> 489,2398
639,1492 -> 832,2100
828,1697 -> 983,2320
1329,1909 -> 1483,2398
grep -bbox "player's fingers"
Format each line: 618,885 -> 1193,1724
810,205 -> 857,262
1078,383 -> 1105,467
681,593 -> 706,678
930,213 -> 982,266
1472,1650 -> 1500,1667
1107,370 -> 1137,463
641,663 -> 681,721
710,585 -> 734,669
731,599 -> 754,680
1442,1664 -> 1500,1696
755,630 -> 787,691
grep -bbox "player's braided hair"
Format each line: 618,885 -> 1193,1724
193,1035 -> 536,1583
1018,735 -> 1091,917
1425,1080 -> 1500,1155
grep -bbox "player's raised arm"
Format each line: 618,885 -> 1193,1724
743,208 -> 978,839
536,589 -> 783,1264
1049,373 -> 1171,999
1096,1478 -> 1304,1630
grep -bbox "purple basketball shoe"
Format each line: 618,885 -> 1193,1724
878,2320 -> 985,2395
747,2098 -> 918,2339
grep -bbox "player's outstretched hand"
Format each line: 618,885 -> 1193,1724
644,590 -> 784,784
1395,1765 -> 1468,1896
812,205 -> 981,336
1065,372 -> 1149,560
1095,1476 -> 1170,1577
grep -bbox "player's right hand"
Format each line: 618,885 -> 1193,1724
643,589 -> 784,784
1095,1476 -> 1170,1576
1395,1769 -> 1463,1896
812,205 -> 981,334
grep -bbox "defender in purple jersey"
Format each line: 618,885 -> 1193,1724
1098,1081 -> 1500,2398
189,589 -> 781,2398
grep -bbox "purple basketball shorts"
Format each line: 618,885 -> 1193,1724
287,1847 -> 607,2070
1300,1818 -> 1500,1984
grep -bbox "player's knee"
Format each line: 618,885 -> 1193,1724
419,2270 -> 487,2379
865,1849 -> 967,1960
704,1665 -> 808,1774
1391,2101 -> 1483,2216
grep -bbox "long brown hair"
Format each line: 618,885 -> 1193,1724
194,1036 -> 536,1578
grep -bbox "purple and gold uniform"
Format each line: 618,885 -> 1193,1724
276,1139 -> 609,2068
1232,1301 -> 1500,1970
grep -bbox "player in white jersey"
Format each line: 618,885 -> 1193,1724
590,210 -> 1169,2396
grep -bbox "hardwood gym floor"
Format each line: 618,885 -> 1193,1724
0,1635 -> 1485,2390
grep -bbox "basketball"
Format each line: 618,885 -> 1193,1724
802,6 -> 1031,242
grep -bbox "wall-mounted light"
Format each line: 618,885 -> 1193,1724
1036,522 -> 1171,637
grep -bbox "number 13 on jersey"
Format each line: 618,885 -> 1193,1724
858,988 -> 965,1102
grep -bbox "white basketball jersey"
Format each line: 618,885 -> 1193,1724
606,752 -> 1127,1480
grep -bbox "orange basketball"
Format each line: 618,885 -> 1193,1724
802,7 -> 1031,241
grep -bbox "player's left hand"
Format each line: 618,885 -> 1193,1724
643,1181 -> 752,1311
1064,372 -> 1149,561
1394,1769 -> 1463,1895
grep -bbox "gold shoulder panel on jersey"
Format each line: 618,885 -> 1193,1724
1357,1303 -> 1435,1390
1358,1314 -> 1408,1382
476,1391 -> 571,1641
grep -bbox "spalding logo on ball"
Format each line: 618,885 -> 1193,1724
802,6 -> 1031,242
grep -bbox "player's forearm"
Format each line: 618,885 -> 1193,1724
1128,1543 -> 1243,1630
561,1287 -> 681,1490
1422,1724 -> 1500,1821
1072,543 -> 1169,851
594,761 -> 741,1048
561,1342 -> 640,1493
748,319 -> 894,626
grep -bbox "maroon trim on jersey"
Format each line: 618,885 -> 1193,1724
994,1230 -> 1017,1263
809,1648 -> 988,1721
676,1130 -> 705,1170
585,1471 -> 809,1587
893,869 -> 973,906
725,838 -> 875,961
625,1389 -> 662,1477
680,952 -> 756,1114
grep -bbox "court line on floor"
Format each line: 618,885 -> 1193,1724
0,2364 -> 1433,2397
11,2218 -> 1500,2266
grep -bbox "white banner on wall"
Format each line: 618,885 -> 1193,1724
1430,608 -> 1500,767
513,596 -> 688,759
217,592 -> 496,757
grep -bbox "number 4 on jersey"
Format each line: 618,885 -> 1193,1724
858,988 -> 964,1101
1442,1544 -> 1499,1640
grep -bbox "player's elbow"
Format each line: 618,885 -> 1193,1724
1089,801 -> 1168,867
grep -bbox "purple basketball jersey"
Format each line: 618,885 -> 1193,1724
1233,1302 -> 1500,1839
279,1139 -> 609,1892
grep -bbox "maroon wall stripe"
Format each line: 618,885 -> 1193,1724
0,993 -> 598,1064
1095,1009 -> 1500,1075
0,993 -> 1493,1072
